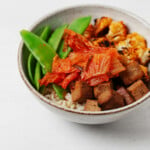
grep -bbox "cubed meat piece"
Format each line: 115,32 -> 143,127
84,100 -> 101,111
120,61 -> 144,85
112,77 -> 124,90
94,82 -> 112,105
101,91 -> 125,110
71,81 -> 93,103
127,80 -> 149,100
117,87 -> 134,105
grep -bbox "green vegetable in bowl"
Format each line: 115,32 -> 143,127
34,26 -> 51,89
26,26 -> 51,89
34,62 -> 41,90
27,54 -> 36,84
52,84 -> 66,99
20,29 -> 56,73
48,24 -> 68,51
40,26 -> 51,42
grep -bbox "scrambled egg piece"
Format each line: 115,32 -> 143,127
106,21 -> 128,42
95,17 -> 112,36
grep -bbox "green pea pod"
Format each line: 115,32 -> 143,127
26,26 -> 51,90
20,30 -> 56,73
48,24 -> 68,51
52,84 -> 66,99
48,24 -> 68,99
58,16 -> 91,58
27,54 -> 36,84
34,62 -> 41,90
68,16 -> 92,34
33,26 -> 51,90
40,26 -> 51,41
40,26 -> 51,75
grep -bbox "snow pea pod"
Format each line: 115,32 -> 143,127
52,84 -> 66,99
34,62 -> 41,90
26,26 -> 51,89
21,30 -> 56,73
27,54 -> 36,84
58,16 -> 91,58
40,26 -> 51,41
34,26 -> 51,90
48,24 -> 68,51
48,24 -> 68,99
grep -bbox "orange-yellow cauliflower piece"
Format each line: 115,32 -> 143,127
95,17 -> 112,36
120,47 -> 150,65
126,32 -> 147,49
140,48 -> 150,65
106,21 -> 128,42
116,32 -> 146,51
115,32 -> 149,64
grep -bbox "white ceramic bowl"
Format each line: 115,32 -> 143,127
18,5 -> 150,124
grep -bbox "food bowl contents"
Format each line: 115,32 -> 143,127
20,16 -> 150,112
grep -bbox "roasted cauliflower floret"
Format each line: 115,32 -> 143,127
126,32 -> 147,49
140,48 -> 150,65
122,48 -> 138,61
116,32 -> 147,50
106,21 -> 128,42
95,17 -> 112,36
92,37 -> 113,47
115,40 -> 130,51
121,47 -> 150,65
115,32 -> 148,64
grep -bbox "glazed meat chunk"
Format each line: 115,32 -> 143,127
120,61 -> 144,85
101,91 -> 125,110
94,82 -> 112,105
127,80 -> 149,100
71,81 -> 93,103
117,87 -> 134,105
84,100 -> 101,111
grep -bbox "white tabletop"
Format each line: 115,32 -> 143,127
1,0 -> 150,149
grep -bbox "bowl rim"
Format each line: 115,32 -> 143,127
18,4 -> 150,115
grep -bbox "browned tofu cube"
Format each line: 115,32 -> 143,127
120,61 -> 144,85
84,100 -> 101,111
94,82 -> 112,105
117,87 -> 134,105
101,91 -> 125,110
71,81 -> 93,103
127,80 -> 149,100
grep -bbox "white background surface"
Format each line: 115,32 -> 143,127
1,0 -> 150,149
